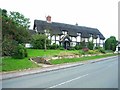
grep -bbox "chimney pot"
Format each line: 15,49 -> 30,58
46,15 -> 51,23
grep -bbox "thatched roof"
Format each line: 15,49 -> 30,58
33,20 -> 105,40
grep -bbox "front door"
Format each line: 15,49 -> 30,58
64,41 -> 70,49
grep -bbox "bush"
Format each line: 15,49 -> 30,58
2,39 -> 18,56
49,43 -> 59,49
59,46 -> 64,50
88,50 -> 96,54
12,44 -> 28,59
79,50 -> 85,55
31,34 -> 51,49
95,46 -> 101,50
69,47 -> 75,50
74,45 -> 81,50
99,48 -> 106,54
87,41 -> 94,50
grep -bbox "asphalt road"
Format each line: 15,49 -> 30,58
2,56 -> 118,88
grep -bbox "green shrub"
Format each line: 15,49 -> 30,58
99,48 -> 106,54
74,45 -> 81,50
69,47 -> 75,50
94,46 -> 102,50
87,41 -> 94,50
88,50 -> 96,54
31,34 -> 51,49
49,43 -> 59,49
59,46 -> 64,50
12,44 -> 28,59
79,50 -> 85,55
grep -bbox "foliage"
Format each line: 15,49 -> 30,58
9,11 -> 30,29
79,50 -> 85,55
49,43 -> 59,49
31,34 -> 51,49
105,36 -> 117,52
94,46 -> 101,49
98,48 -> 106,54
59,46 -> 64,50
2,9 -> 30,56
74,45 -> 82,50
87,41 -> 94,50
2,38 -> 17,56
88,50 -> 97,54
69,47 -> 76,50
12,44 -> 28,59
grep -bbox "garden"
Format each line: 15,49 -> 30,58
1,9 -> 118,72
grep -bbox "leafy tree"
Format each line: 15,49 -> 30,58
9,11 -> 30,29
2,9 -> 30,57
105,36 -> 117,52
31,34 -> 51,49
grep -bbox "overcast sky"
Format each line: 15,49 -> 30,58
1,0 -> 119,40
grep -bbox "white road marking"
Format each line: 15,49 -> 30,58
48,74 -> 88,88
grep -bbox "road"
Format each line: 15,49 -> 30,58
2,56 -> 118,88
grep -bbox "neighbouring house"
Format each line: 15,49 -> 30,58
115,41 -> 120,53
28,15 -> 105,49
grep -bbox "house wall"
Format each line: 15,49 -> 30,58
76,36 -> 81,42
71,37 -> 76,42
48,33 -> 104,48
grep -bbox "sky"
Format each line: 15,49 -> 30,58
1,0 -> 119,40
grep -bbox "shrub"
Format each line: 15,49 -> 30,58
49,43 -> 59,49
95,46 -> 101,50
59,46 -> 64,50
87,41 -> 94,50
69,47 -> 75,50
31,34 -> 51,49
99,48 -> 106,54
74,45 -> 81,50
88,50 -> 96,54
12,44 -> 28,59
79,50 -> 85,55
2,39 -> 18,56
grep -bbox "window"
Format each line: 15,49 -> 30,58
77,32 -> 81,36
62,30 -> 67,35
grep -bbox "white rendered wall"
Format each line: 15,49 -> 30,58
71,37 -> 76,42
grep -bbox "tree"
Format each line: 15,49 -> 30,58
2,9 -> 30,56
105,36 -> 117,52
31,34 -> 51,49
9,11 -> 30,29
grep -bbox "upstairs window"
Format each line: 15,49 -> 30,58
62,30 -> 68,35
77,32 -> 81,36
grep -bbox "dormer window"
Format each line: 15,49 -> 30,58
62,30 -> 68,35
77,32 -> 81,36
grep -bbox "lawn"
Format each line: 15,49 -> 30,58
2,49 -> 118,72
2,57 -> 39,72
27,49 -> 79,57
2,49 -> 79,72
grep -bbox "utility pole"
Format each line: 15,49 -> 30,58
44,30 -> 46,52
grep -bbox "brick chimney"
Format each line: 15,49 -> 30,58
46,15 -> 51,23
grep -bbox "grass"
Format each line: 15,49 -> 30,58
2,57 -> 39,72
2,49 -> 78,72
27,49 -> 79,57
50,54 -> 118,64
2,49 -> 118,72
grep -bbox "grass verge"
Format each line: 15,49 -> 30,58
50,54 -> 118,64
2,57 -> 39,72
